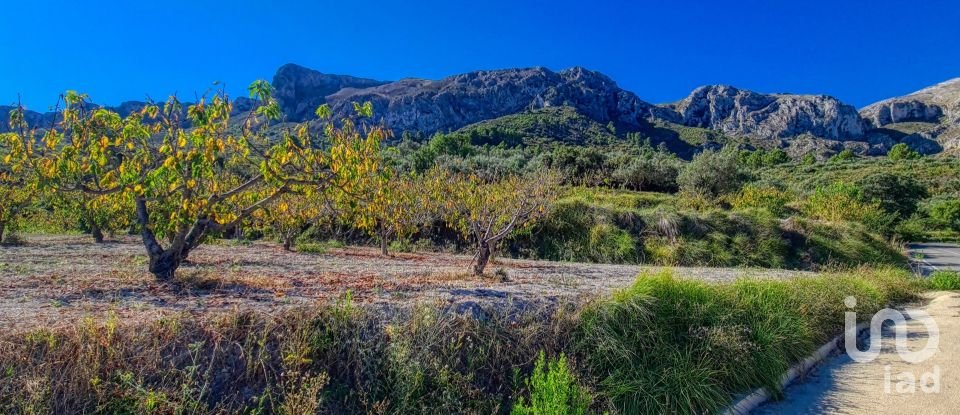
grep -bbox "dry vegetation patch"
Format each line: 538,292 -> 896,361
0,235 -> 808,332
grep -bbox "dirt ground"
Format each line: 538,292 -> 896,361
0,235 -> 810,332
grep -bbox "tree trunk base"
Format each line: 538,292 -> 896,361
149,251 -> 182,281
91,226 -> 104,244
473,243 -> 491,276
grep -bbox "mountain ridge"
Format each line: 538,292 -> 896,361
3,64 -> 958,157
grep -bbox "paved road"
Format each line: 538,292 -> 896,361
753,291 -> 960,415
909,242 -> 960,275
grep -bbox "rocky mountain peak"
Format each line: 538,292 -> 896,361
316,66 -> 665,135
671,85 -> 865,141
272,63 -> 387,121
860,78 -> 960,127
859,77 -> 960,154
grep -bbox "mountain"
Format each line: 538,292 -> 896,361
309,66 -> 677,135
3,63 -> 958,158
668,85 -> 866,141
280,65 -> 884,157
860,78 -> 960,154
273,64 -> 388,121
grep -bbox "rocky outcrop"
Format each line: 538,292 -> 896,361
861,78 -> 960,127
272,64 -> 387,121
859,78 -> 960,154
860,99 -> 943,126
0,106 -> 58,132
321,66 -> 673,135
670,85 -> 866,141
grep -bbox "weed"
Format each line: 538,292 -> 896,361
511,352 -> 590,415
927,271 -> 960,290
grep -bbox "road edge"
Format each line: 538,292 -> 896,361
721,322 -> 870,415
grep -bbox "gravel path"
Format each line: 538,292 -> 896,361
0,234 -> 810,332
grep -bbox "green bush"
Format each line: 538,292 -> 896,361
927,271 -> 960,290
888,143 -> 921,161
610,151 -> 682,192
828,149 -> 856,163
783,217 -> 906,268
927,197 -> 960,231
729,185 -> 793,217
678,146 -> 748,198
587,223 -> 638,263
802,182 -> 895,233
511,352 -> 591,415
855,172 -> 927,219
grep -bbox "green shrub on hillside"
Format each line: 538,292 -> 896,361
828,149 -> 856,163
740,148 -> 790,169
782,217 -> 906,268
927,197 -> 960,231
678,147 -> 748,198
802,182 -> 895,234
728,184 -> 794,217
855,172 -> 927,219
609,151 -> 682,191
888,143 -> 921,161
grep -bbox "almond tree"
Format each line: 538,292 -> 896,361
349,170 -> 437,256
51,191 -> 131,243
0,104 -> 40,243
435,169 -> 560,275
10,82 -> 385,281
252,191 -> 328,251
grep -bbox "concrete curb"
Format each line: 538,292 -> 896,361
721,322 -> 870,415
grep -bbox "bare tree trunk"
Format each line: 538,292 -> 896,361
378,221 -> 389,256
283,235 -> 294,251
137,197 -> 197,282
473,241 -> 492,276
0,221 -> 6,245
148,250 -> 183,281
90,221 -> 104,244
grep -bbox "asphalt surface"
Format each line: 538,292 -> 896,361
752,244 -> 960,414
909,243 -> 960,275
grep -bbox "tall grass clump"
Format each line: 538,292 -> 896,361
575,268 -> 923,414
927,271 -> 960,290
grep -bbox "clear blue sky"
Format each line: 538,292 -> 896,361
2,0 -> 958,110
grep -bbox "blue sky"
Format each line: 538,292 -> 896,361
2,0 -> 958,110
